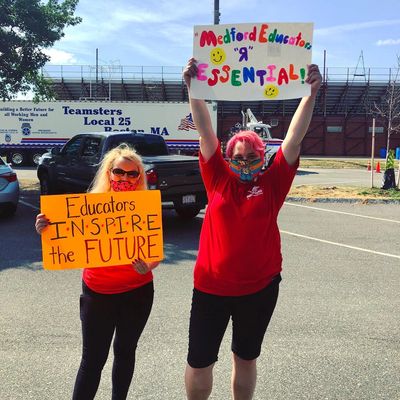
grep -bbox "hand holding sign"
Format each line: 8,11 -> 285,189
183,57 -> 198,89
190,22 -> 314,101
35,213 -> 50,234
305,63 -> 322,96
132,258 -> 159,275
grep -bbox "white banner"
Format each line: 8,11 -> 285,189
191,22 -> 313,101
0,101 -> 217,150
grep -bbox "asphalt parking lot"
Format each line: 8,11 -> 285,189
0,169 -> 399,400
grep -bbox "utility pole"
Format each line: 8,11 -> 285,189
371,118 -> 375,188
95,48 -> 99,99
214,0 -> 220,24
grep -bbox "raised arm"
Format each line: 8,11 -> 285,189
183,58 -> 219,161
281,64 -> 322,166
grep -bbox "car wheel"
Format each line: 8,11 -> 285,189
174,205 -> 202,219
11,151 -> 25,166
32,152 -> 44,166
39,172 -> 55,195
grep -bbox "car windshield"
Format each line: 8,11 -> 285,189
109,135 -> 168,156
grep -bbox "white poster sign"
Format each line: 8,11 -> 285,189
191,22 -> 313,101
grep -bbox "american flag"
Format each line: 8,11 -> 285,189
178,113 -> 196,131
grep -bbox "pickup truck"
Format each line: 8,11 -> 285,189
37,132 -> 207,218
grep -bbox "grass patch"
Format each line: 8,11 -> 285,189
357,187 -> 400,199
289,185 -> 400,200
19,179 -> 40,193
300,159 -> 399,170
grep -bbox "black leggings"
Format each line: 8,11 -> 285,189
72,281 -> 154,400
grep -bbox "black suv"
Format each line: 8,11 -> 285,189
37,132 -> 207,218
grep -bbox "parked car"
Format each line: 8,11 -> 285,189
0,157 -> 19,216
37,132 -> 207,219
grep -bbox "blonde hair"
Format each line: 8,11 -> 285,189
89,143 -> 147,193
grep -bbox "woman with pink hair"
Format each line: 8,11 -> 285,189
183,58 -> 322,400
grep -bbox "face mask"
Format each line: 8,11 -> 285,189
229,158 -> 263,182
110,180 -> 138,192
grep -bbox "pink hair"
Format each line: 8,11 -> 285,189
225,130 -> 265,160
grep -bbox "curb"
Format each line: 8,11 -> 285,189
286,197 -> 400,204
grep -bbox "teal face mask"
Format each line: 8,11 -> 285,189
229,158 -> 263,181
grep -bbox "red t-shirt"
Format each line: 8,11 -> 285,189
83,265 -> 153,294
194,145 -> 298,296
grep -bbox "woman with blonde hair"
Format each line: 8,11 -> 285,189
35,143 -> 159,400
89,143 -> 147,193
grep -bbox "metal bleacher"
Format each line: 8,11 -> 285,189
43,64 -> 398,117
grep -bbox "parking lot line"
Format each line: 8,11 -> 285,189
281,230 -> 400,260
285,202 -> 400,224
19,199 -> 39,211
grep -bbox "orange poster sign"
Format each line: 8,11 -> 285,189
40,190 -> 163,270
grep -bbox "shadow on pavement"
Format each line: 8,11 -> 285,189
0,203 -> 204,272
296,169 -> 319,176
161,209 -> 203,265
0,204 -> 43,272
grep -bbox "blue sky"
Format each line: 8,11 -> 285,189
45,0 -> 400,70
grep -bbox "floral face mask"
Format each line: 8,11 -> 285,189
110,180 -> 139,192
229,158 -> 263,182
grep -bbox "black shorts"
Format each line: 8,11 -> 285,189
187,275 -> 281,368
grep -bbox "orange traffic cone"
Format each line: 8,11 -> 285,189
376,161 -> 381,173
367,161 -> 371,171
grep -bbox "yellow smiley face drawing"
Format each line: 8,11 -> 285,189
210,48 -> 226,65
263,84 -> 279,99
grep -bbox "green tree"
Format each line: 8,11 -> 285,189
0,0 -> 81,100
385,149 -> 395,170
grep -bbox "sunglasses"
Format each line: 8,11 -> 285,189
111,168 -> 140,178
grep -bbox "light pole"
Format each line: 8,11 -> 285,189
214,0 -> 220,24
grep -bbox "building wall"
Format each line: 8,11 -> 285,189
217,114 -> 400,157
